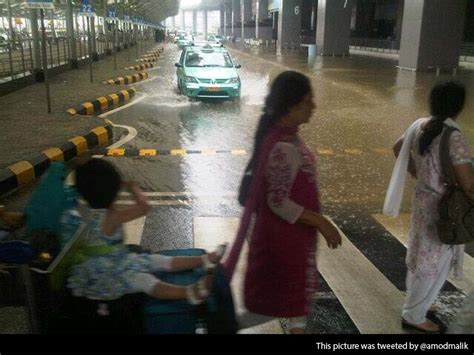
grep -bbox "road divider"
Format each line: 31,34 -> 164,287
66,88 -> 137,116
125,63 -> 154,71
99,148 -> 248,157
103,73 -> 149,85
0,125 -> 113,196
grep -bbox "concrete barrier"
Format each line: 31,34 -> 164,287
103,73 -> 149,85
125,63 -> 154,71
0,125 -> 113,196
66,88 -> 136,116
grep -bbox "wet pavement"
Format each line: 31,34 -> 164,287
2,40 -> 474,334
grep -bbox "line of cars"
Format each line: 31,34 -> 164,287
174,32 -> 241,100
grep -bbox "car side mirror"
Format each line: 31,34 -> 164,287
235,64 -> 242,69
175,63 -> 182,68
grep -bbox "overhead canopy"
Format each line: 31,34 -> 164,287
126,0 -> 180,23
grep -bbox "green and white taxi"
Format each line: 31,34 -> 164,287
176,34 -> 194,49
175,45 -> 241,99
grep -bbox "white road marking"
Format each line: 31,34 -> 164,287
317,218 -> 406,334
98,92 -> 149,118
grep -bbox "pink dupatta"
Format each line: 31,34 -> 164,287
222,125 -> 299,281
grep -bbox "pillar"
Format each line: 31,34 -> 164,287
258,0 -> 269,23
171,15 -> 175,30
181,10 -> 186,31
193,10 -> 197,34
241,0 -> 245,40
399,0 -> 467,71
316,0 -> 353,56
256,0 -> 260,38
30,9 -> 43,81
233,0 -> 241,37
66,0 -> 78,68
277,0 -> 303,55
394,0 -> 404,44
91,16 -> 99,60
204,10 -> 208,38
6,0 -> 15,43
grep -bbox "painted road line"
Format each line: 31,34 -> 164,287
372,213 -> 474,294
193,217 -> 284,334
107,148 -> 126,156
344,148 -> 363,156
231,150 -> 247,155
171,149 -> 187,156
317,148 -> 335,156
98,148 -> 247,157
119,192 -> 236,197
318,217 -> 406,334
139,149 -> 157,156
116,200 -> 190,206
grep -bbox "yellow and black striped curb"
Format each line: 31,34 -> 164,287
66,88 -> 137,116
140,54 -> 160,60
136,58 -> 159,63
148,48 -> 164,54
125,63 -> 154,71
103,73 -> 149,85
99,148 -> 247,157
0,125 -> 113,195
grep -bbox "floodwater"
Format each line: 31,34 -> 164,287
109,44 -> 474,219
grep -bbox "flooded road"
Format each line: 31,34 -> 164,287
100,43 -> 474,332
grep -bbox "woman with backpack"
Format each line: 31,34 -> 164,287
224,71 -> 342,334
385,81 -> 473,333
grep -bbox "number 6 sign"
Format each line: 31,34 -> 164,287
294,6 -> 300,15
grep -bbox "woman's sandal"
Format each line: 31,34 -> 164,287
401,318 -> 441,334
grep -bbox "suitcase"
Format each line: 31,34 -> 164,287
144,248 -> 238,334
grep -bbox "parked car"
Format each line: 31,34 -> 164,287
175,45 -> 241,100
176,34 -> 194,49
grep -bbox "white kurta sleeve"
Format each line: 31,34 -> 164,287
265,142 -> 305,224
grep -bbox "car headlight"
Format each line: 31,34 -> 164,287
229,77 -> 240,84
185,76 -> 198,83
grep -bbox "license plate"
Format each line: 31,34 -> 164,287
207,86 -> 219,92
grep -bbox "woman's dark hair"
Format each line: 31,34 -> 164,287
75,158 -> 122,209
419,81 -> 466,155
238,71 -> 312,205
247,71 -> 312,171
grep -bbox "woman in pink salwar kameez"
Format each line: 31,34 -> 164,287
223,71 -> 342,334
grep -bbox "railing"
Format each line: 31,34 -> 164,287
349,37 -> 400,54
350,39 -> 474,62
460,42 -> 474,62
0,32 -> 144,83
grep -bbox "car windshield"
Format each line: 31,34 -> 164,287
185,51 -> 234,68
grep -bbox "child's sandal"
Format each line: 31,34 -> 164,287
186,278 -> 210,305
201,244 -> 227,273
